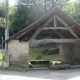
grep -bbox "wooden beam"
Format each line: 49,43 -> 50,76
54,16 -> 57,27
41,31 -> 55,34
29,39 -> 80,44
29,15 -> 55,41
54,15 -> 79,39
71,25 -> 75,28
17,24 -> 41,39
43,27 -> 68,30
43,27 -> 65,38
16,27 -> 33,39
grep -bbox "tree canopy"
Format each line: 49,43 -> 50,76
0,0 -> 80,44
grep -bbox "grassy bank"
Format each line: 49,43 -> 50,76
29,44 -> 60,60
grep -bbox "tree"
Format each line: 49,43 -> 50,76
10,0 -> 44,34
5,0 -> 9,50
60,0 -> 80,24
0,0 -> 5,45
9,0 -> 61,35
9,0 -> 80,37
0,0 -> 5,17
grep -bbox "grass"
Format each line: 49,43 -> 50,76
0,51 -> 3,66
0,66 -> 28,72
41,54 -> 60,60
29,44 -> 60,60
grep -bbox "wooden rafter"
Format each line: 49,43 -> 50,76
16,28 -> 32,39
29,15 -> 55,41
43,27 -> 68,30
54,15 -> 79,39
43,27 -> 64,38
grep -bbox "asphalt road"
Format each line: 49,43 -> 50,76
0,69 -> 80,80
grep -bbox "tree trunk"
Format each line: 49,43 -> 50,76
2,0 -> 9,68
5,0 -> 9,50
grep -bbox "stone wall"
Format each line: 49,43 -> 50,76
60,43 -> 80,64
2,51 -> 9,67
8,40 -> 29,67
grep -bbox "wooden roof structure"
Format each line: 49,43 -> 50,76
7,7 -> 80,43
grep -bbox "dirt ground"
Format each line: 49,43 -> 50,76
0,69 -> 80,80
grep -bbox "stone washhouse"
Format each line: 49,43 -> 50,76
3,7 -> 80,67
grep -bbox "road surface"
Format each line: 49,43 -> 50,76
0,69 -> 80,80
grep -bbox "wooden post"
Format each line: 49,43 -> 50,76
54,16 -> 57,27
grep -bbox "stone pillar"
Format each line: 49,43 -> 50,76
60,43 -> 80,64
8,40 -> 29,67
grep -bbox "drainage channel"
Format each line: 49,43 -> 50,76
28,60 -> 80,70
28,67 -> 49,70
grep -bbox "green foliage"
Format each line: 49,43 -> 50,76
60,0 -> 80,24
9,0 -> 44,35
9,7 -> 17,36
0,51 -> 3,66
0,0 -> 5,44
0,0 -> 5,17
41,54 -> 60,60
0,18 -> 5,35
